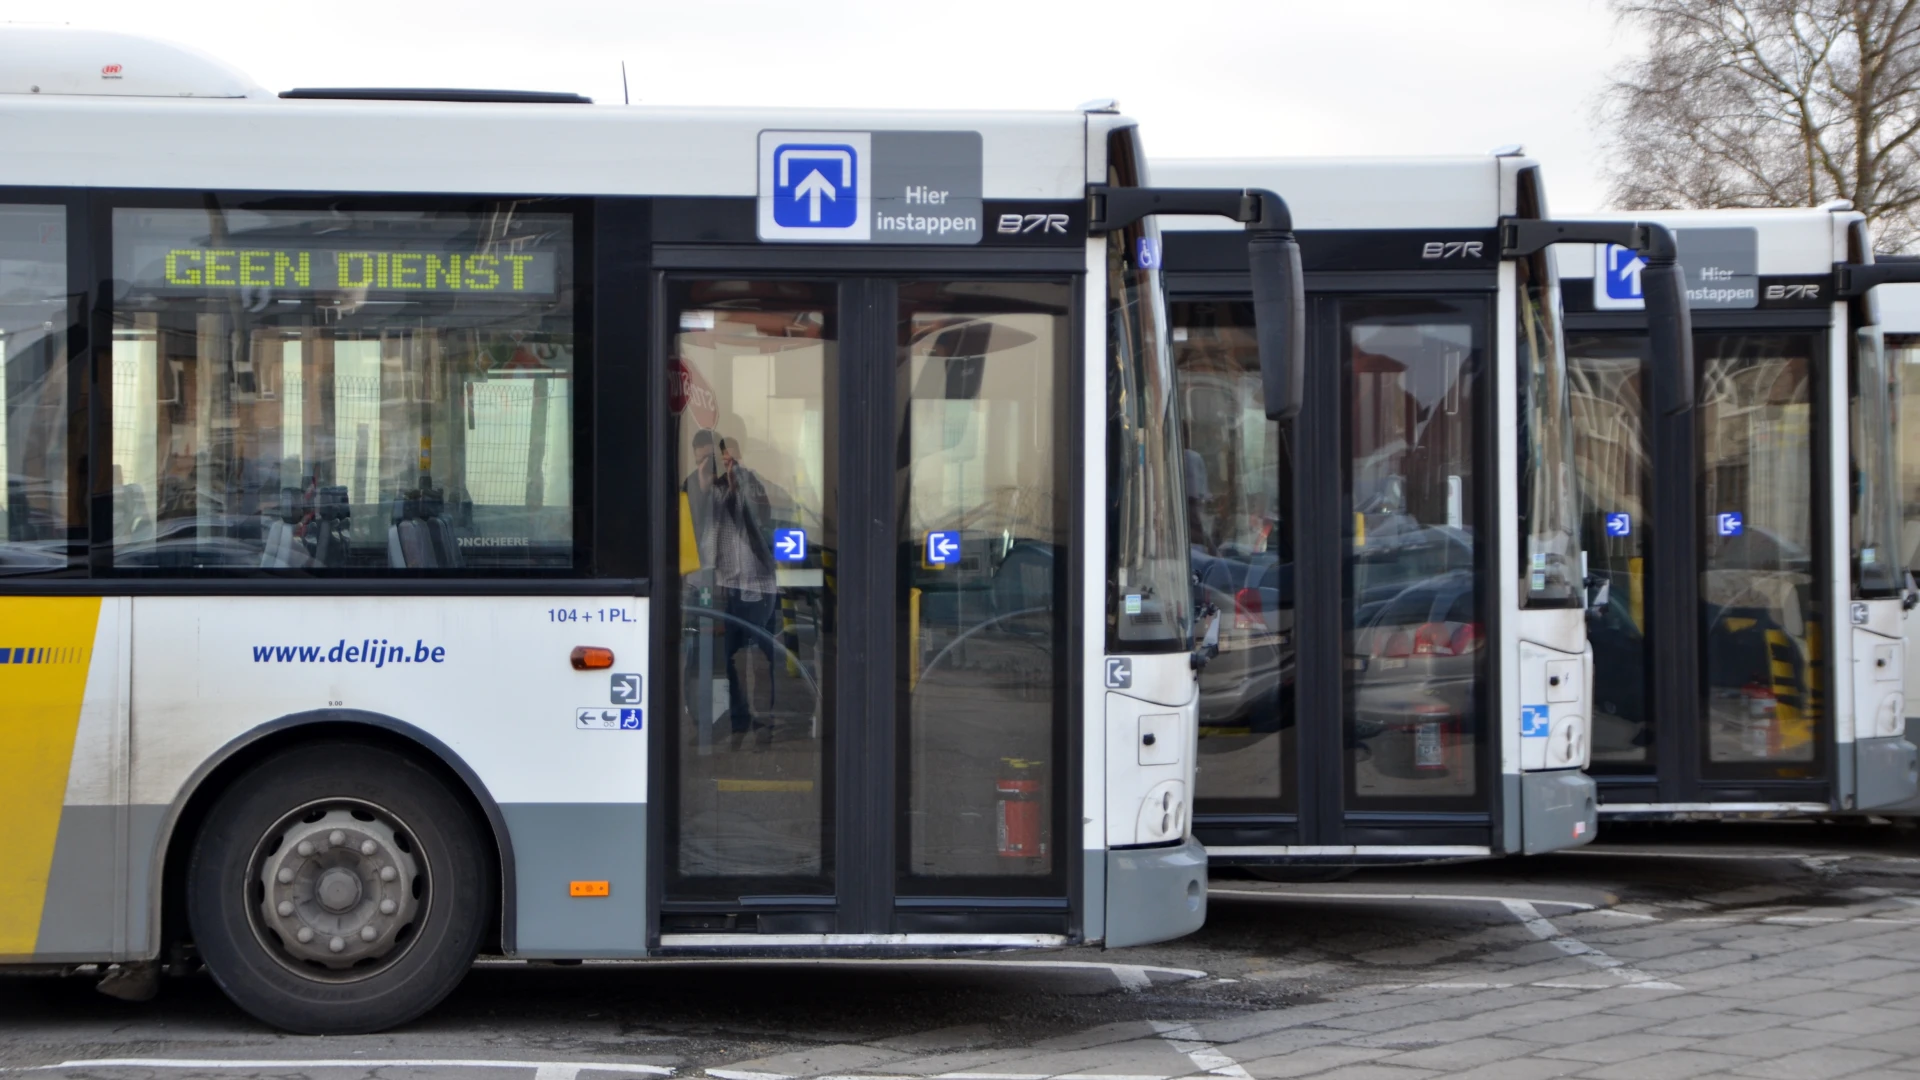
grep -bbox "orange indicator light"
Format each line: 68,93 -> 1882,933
569,880 -> 610,897
570,646 -> 615,670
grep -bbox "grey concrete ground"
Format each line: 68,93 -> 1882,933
2,822 -> 1918,1080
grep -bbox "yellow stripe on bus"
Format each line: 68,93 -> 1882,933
0,597 -> 99,956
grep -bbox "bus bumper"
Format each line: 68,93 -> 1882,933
1857,733 -> 1919,813
1521,770 -> 1598,855
1105,837 -> 1207,948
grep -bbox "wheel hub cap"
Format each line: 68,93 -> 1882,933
258,808 -> 421,970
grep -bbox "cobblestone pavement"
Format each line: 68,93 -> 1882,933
1,823 -> 1916,1079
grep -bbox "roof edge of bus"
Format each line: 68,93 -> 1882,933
280,88 -> 594,105
0,25 -> 269,99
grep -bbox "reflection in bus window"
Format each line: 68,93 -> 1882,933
1172,302 -> 1291,810
1568,334 -> 1653,764
1342,307 -> 1483,807
1852,325 -> 1902,598
1697,334 -> 1821,769
1895,334 -> 1920,584
1516,250 -> 1580,607
108,205 -> 576,571
0,204 -> 74,574
897,280 -> 1068,888
670,280 -> 835,894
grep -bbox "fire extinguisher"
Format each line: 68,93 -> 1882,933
996,757 -> 1045,859
1743,681 -> 1780,758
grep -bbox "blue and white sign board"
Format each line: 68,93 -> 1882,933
1605,512 -> 1632,538
761,133 -> 872,241
1520,704 -> 1550,738
772,528 -> 808,563
759,130 -> 984,245
925,530 -> 961,566
1593,243 -> 1646,311
577,707 -> 644,731
1717,511 -> 1744,537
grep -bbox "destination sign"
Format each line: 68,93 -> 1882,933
115,209 -> 567,300
132,246 -> 558,297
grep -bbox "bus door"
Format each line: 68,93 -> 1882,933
655,274 -> 1077,940
1173,294 -> 1495,848
1570,324 -> 1834,805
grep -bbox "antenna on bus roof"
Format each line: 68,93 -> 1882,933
621,61 -> 630,105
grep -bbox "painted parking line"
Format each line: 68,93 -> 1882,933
1151,1019 -> 1252,1080
1210,888 -> 1599,912
2,1060 -> 673,1078
1502,899 -> 1680,990
476,956 -> 1202,995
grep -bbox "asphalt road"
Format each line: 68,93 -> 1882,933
3,821 -> 1918,1080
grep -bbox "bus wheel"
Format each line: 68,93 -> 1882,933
186,741 -> 489,1034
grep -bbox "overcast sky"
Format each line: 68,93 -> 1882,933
17,0 -> 1644,213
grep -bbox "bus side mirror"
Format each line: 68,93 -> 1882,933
1640,243 -> 1694,417
1252,229 -> 1305,422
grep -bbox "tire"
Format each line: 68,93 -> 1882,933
186,740 -> 491,1034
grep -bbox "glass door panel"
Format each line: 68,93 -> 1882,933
668,279 -> 836,898
1568,334 -> 1654,765
1341,300 -> 1487,811
1171,301 -> 1294,813
895,280 -> 1070,894
1696,333 -> 1824,777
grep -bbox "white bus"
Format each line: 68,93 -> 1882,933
1864,270 -> 1920,814
0,30 -> 1307,1033
1557,207 -> 1919,818
1149,156 -> 1692,867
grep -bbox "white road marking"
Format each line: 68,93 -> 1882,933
1151,1020 -> 1252,1079
1111,965 -> 1153,992
5,1060 -> 673,1076
480,957 -> 1205,986
1502,900 -> 1680,990
1209,889 -> 1597,912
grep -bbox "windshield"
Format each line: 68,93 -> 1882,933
1854,321 -> 1902,597
1105,128 -> 1191,653
1516,249 -> 1580,607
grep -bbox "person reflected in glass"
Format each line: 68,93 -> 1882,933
686,429 -> 781,749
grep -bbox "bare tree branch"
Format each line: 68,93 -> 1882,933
1602,0 -> 1920,250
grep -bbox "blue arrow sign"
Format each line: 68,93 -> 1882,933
1520,704 -> 1550,738
1605,512 -> 1632,538
773,143 -> 859,229
1604,244 -> 1645,300
1717,511 -> 1744,537
926,530 -> 961,566
773,528 -> 807,563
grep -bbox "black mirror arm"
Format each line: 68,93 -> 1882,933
1837,260 -> 1920,298
1088,186 -> 1293,235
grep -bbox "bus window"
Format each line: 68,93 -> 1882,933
1895,333 -> 1920,584
1173,301 -> 1291,809
1853,324 -> 1902,598
108,204 -> 576,572
0,204 -> 75,574
896,279 -> 1069,886
1569,333 -> 1654,764
1342,306 -> 1484,805
1516,250 -> 1580,608
1697,333 -> 1820,769
1107,226 -> 1191,651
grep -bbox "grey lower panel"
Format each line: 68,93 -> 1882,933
500,802 -> 648,958
32,803 -> 166,963
1082,848 -> 1104,942
1501,773 -> 1521,856
1520,771 -> 1597,855
1855,735 -> 1919,813
1104,838 -> 1206,949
